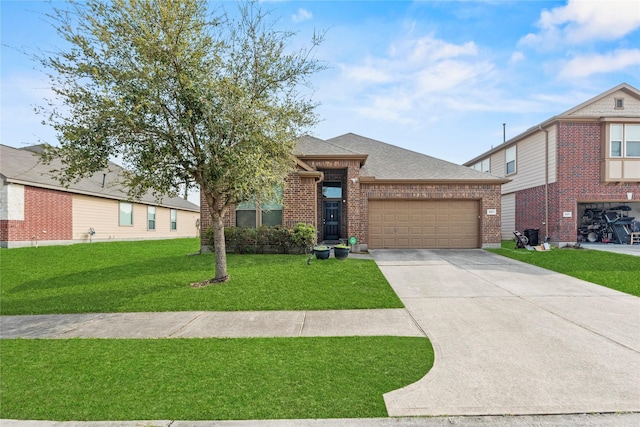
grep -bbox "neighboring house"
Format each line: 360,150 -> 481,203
464,83 -> 640,246
201,133 -> 507,250
1,144 -> 200,248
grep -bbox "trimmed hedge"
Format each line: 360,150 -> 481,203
205,223 -> 316,254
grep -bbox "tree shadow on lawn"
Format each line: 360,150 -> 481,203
6,254 -> 213,293
2,253 -> 402,314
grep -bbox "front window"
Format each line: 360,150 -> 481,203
236,199 -> 258,228
170,209 -> 177,231
235,190 -> 283,228
119,202 -> 133,226
147,206 -> 156,230
626,124 -> 640,157
505,146 -> 516,175
610,124 -> 622,157
610,124 -> 640,157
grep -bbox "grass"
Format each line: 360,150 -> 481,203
0,239 -> 403,315
0,337 -> 433,421
488,241 -> 640,297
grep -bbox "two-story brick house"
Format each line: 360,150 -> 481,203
464,83 -> 640,246
201,133 -> 508,250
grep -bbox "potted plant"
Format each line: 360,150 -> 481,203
333,244 -> 350,260
313,245 -> 330,260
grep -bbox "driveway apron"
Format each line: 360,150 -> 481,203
372,249 -> 640,417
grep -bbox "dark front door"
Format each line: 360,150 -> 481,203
323,201 -> 341,240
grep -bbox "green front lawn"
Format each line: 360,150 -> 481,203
1,337 -> 433,421
0,239 -> 402,315
488,241 -> 640,297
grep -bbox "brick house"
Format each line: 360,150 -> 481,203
201,133 -> 507,250
1,145 -> 200,248
464,83 -> 640,246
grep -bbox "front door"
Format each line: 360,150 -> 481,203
323,201 -> 341,240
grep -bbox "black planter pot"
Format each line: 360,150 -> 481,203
333,246 -> 350,260
314,246 -> 330,260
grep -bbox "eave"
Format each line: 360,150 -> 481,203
358,177 -> 510,185
295,153 -> 368,167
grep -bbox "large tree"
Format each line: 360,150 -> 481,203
38,0 -> 325,283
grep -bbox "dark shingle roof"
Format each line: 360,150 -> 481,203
0,144 -> 199,211
296,133 -> 506,182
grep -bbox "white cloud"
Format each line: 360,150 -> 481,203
509,51 -> 525,65
520,0 -> 640,47
558,49 -> 640,79
330,34 -> 497,125
341,60 -> 394,84
291,8 -> 312,23
389,35 -> 478,64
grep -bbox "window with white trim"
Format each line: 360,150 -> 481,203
170,209 -> 177,231
119,202 -> 133,226
626,124 -> 640,157
505,146 -> 516,175
147,206 -> 156,230
472,158 -> 490,173
610,124 -> 622,157
610,124 -> 640,158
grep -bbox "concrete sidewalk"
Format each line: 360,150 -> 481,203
2,413 -> 640,427
0,309 -> 423,339
2,249 -> 639,425
373,249 -> 640,417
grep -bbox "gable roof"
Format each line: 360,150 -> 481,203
464,82 -> 640,166
294,133 -> 507,183
562,82 -> 640,118
0,144 -> 199,212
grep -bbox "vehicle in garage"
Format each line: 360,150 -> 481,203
464,83 -> 640,246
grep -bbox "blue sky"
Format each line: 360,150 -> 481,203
2,0 -> 640,167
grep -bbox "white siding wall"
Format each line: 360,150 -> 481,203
0,183 -> 25,221
501,193 -> 516,240
73,194 -> 199,242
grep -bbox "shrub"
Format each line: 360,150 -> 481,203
291,223 -> 316,253
205,223 -> 316,254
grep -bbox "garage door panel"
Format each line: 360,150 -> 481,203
369,199 -> 479,249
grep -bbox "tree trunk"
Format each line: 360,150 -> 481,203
211,211 -> 229,282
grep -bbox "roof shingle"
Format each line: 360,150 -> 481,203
0,144 -> 199,211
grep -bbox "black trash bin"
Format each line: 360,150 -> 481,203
524,229 -> 539,246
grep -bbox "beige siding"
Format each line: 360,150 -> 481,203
569,90 -> 640,117
73,195 -> 199,242
489,150 -> 505,177
488,125 -> 558,195
501,193 -> 515,240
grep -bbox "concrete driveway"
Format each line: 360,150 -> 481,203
372,249 -> 640,417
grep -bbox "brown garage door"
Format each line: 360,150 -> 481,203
369,200 -> 480,249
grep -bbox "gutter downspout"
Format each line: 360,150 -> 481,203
539,125 -> 550,241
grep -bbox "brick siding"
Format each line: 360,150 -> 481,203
542,122 -> 640,243
198,160 -> 502,248
1,186 -> 73,244
282,172 -> 317,228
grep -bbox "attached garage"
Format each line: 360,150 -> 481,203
369,199 -> 480,249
